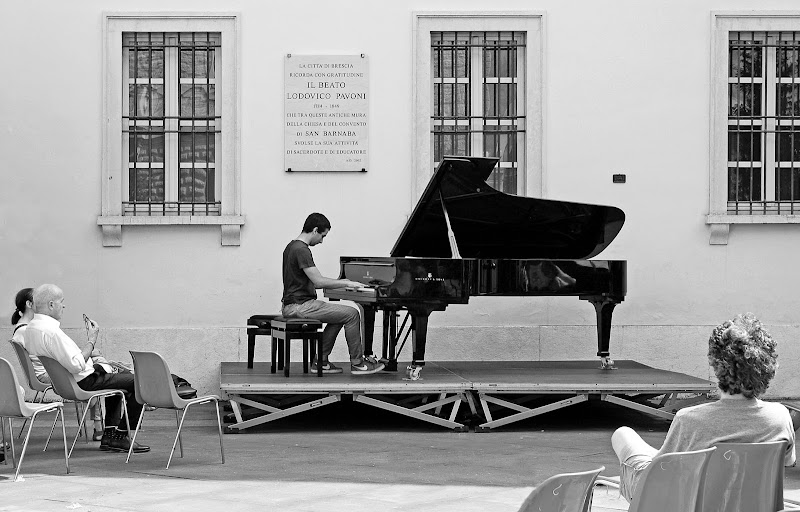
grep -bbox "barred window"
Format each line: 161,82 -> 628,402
431,31 -> 526,194
123,32 -> 220,216
728,31 -> 800,214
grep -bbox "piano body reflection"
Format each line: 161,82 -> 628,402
324,156 -> 626,379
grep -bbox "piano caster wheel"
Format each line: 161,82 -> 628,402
600,357 -> 617,370
404,365 -> 423,381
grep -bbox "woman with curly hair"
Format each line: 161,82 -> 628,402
610,313 -> 796,502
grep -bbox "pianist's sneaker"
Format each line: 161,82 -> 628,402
310,361 -> 344,374
351,358 -> 385,375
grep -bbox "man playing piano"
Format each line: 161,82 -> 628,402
281,212 -> 385,375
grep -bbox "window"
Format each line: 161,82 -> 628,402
125,32 -> 219,215
727,31 -> 800,212
413,13 -> 543,202
431,31 -> 526,194
709,13 -> 800,244
100,14 -> 242,246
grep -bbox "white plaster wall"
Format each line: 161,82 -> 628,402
2,0 -> 800,398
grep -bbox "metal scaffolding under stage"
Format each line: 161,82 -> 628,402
220,360 -> 714,433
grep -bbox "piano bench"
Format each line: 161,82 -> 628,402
270,317 -> 324,377
246,314 -> 281,369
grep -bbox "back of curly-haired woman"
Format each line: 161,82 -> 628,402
610,312 -> 796,502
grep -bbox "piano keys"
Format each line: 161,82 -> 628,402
325,156 -> 627,379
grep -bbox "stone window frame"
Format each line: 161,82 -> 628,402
708,11 -> 800,245
412,11 -> 545,202
100,12 -> 243,246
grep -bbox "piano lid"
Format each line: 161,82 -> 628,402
390,156 -> 625,260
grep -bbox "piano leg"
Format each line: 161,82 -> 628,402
379,308 -> 399,372
406,309 -> 434,380
582,295 -> 620,370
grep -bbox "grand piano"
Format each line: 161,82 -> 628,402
324,156 -> 626,379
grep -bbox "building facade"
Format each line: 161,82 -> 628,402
2,0 -> 800,398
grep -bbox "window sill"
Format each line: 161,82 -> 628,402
706,214 -> 800,244
97,215 -> 246,247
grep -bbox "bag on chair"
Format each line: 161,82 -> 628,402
171,374 -> 197,399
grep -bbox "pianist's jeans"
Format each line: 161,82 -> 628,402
282,299 -> 363,364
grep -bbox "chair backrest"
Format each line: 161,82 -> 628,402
129,351 -> 184,409
517,466 -> 605,512
628,447 -> 716,512
39,355 -> 94,402
9,340 -> 49,392
0,357 -> 29,417
699,441 -> 787,512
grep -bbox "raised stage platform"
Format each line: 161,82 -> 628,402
219,360 -> 714,432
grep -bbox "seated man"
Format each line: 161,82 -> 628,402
611,312 -> 795,502
12,286 -> 107,441
23,284 -> 149,453
282,212 -> 384,375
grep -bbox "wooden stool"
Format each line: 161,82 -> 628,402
246,314 -> 280,369
270,317 -> 324,377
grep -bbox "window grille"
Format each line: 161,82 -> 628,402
728,31 -> 800,214
123,32 -> 220,216
431,31 -> 526,194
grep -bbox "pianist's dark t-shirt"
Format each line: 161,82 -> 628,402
282,240 -> 317,305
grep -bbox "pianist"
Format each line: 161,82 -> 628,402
610,312 -> 795,502
281,212 -> 385,375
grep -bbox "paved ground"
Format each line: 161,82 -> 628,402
2,397 -> 800,511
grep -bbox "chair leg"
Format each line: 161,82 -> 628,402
125,406 -> 146,464
16,391 -> 40,440
316,337 -> 323,377
43,408 -> 60,451
59,408 -> 69,475
175,410 -> 183,458
117,391 -> 132,433
284,337 -> 291,378
73,402 -> 81,435
214,399 -> 225,464
167,407 -> 190,469
69,401 -> 91,457
247,332 -> 256,369
13,412 -> 37,482
1,416 -> 7,466
271,337 -> 277,373
6,418 -> 17,468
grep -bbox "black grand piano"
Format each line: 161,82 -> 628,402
324,156 -> 626,379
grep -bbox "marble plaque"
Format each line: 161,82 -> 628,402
284,54 -> 368,172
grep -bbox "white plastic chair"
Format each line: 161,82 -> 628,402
517,466 -> 605,512
127,351 -> 224,469
0,357 -> 69,481
627,447 -> 716,512
700,441 -> 787,512
39,356 -> 130,457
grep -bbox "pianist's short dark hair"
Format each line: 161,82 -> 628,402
708,313 -> 777,398
302,212 -> 331,233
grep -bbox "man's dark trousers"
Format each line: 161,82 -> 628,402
78,368 -> 142,431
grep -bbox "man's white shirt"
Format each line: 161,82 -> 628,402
24,313 -> 94,381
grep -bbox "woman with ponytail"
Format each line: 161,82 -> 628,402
11,288 -> 39,374
11,287 -> 106,440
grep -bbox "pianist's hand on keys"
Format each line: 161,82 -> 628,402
342,280 -> 369,291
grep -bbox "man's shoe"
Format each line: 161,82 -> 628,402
92,428 -> 104,442
351,359 -> 385,375
310,361 -> 343,374
99,429 -> 114,451
109,431 -> 150,453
